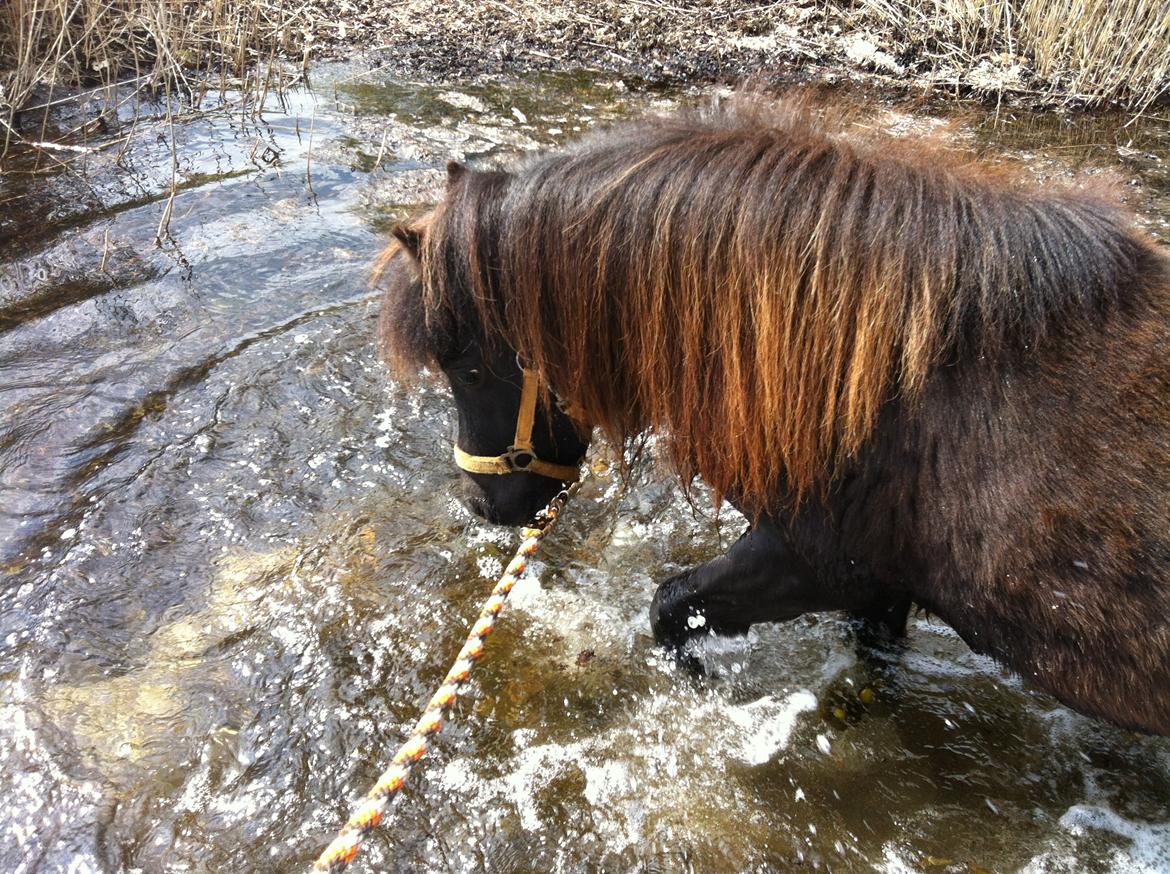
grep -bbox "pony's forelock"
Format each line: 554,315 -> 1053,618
375,208 -> 461,380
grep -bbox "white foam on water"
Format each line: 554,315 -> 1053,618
689,630 -> 754,655
506,572 -> 544,610
900,620 -> 1013,682
1022,805 -> 1170,874
475,554 -> 503,579
722,692 -> 818,766
430,520 -> 838,859
608,516 -> 659,548
501,742 -> 579,831
582,759 -> 632,806
467,525 -> 514,548
435,676 -> 820,860
877,844 -> 923,874
505,560 -> 652,653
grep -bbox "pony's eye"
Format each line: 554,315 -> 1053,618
454,367 -> 483,388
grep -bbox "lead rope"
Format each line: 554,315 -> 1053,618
312,479 -> 583,873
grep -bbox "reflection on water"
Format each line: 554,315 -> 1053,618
1,68 -> 1169,873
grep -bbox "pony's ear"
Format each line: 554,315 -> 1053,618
446,160 -> 468,187
390,223 -> 423,259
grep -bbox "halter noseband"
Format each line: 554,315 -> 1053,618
453,368 -> 585,482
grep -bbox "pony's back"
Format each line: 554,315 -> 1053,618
423,98 -> 1154,509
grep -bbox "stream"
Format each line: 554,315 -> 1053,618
2,65 -> 1169,873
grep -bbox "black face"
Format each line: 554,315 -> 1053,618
440,340 -> 590,525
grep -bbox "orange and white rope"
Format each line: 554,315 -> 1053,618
312,481 -> 580,872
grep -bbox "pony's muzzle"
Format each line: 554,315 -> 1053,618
459,469 -> 569,526
460,475 -> 493,520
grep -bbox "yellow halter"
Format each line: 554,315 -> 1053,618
453,369 -> 585,482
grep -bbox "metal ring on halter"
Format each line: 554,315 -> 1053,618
504,446 -> 536,471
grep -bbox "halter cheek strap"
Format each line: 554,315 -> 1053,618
453,369 -> 584,482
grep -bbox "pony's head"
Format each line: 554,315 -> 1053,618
376,163 -> 590,525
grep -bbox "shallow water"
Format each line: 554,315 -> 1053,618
2,68 -> 1170,873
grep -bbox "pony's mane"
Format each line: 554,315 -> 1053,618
380,95 -> 1152,507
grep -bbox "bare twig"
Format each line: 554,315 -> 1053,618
304,102 -> 316,194
154,97 -> 178,246
373,127 -> 389,168
99,226 -> 112,275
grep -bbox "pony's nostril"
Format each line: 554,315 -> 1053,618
464,495 -> 490,519
461,476 -> 494,520
461,474 -> 487,500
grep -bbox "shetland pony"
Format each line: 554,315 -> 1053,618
377,97 -> 1170,735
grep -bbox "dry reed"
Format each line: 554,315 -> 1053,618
860,0 -> 1170,108
0,0 -> 309,157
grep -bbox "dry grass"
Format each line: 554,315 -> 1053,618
859,0 -> 1170,108
0,0 -> 309,156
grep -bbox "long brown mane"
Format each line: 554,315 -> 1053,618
380,96 -> 1151,509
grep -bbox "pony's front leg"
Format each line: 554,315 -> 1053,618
650,520 -> 823,650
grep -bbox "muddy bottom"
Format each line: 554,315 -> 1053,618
2,66 -> 1169,873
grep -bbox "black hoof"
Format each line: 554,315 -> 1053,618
650,571 -> 701,650
848,596 -> 914,653
664,645 -> 707,676
650,571 -> 752,664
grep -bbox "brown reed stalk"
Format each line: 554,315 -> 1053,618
0,0 -> 307,160
859,0 -> 1170,108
